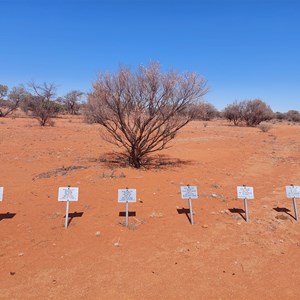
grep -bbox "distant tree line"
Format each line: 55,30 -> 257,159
1,81 -> 299,129
0,82 -> 86,125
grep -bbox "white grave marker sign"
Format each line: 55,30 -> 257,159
286,185 -> 300,198
118,189 -> 136,203
58,187 -> 79,202
180,185 -> 198,225
286,185 -> 300,221
236,186 -> 254,223
180,186 -> 198,199
237,186 -> 254,199
118,188 -> 136,227
58,187 -> 79,229
0,187 -> 3,201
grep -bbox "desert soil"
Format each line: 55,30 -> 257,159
0,116 -> 300,299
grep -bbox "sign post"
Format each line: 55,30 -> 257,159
180,185 -> 198,225
0,187 -> 3,202
58,186 -> 79,229
118,188 -> 136,226
237,185 -> 254,223
285,184 -> 300,221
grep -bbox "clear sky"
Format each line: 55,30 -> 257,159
1,0 -> 299,112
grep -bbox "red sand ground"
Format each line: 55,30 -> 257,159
0,116 -> 300,299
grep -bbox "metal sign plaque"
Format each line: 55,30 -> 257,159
237,186 -> 254,199
118,189 -> 136,203
286,185 -> 300,198
180,186 -> 198,199
58,187 -> 79,202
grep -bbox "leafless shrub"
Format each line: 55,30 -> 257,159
85,62 -> 208,168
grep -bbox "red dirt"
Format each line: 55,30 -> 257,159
1,116 -> 300,299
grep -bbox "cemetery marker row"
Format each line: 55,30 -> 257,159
1,185 -> 300,226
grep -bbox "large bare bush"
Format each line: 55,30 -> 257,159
86,62 -> 208,168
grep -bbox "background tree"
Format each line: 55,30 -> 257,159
86,62 -> 208,168
60,90 -> 85,115
285,110 -> 300,122
25,82 -> 61,126
189,101 -> 219,120
0,84 -> 27,117
222,101 -> 246,126
243,99 -> 273,126
223,99 -> 273,126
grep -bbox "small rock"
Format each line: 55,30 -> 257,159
95,231 -> 101,237
18,252 -> 24,257
202,224 -> 209,228
10,272 -> 16,276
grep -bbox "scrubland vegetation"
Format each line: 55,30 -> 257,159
1,63 -> 299,168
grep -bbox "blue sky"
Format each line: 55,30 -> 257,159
1,0 -> 299,112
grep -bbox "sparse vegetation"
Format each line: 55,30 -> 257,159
258,122 -> 272,132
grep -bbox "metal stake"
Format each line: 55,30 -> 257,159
125,200 -> 129,226
189,198 -> 194,225
293,197 -> 298,221
65,186 -> 70,229
244,198 -> 249,222
65,200 -> 70,229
